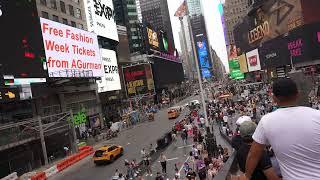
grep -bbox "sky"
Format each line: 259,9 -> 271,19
167,0 -> 229,72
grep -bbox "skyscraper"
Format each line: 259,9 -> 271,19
36,0 -> 87,29
139,0 -> 175,51
187,0 -> 213,78
113,0 -> 143,53
223,0 -> 249,46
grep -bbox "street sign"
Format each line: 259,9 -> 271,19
0,87 -> 20,102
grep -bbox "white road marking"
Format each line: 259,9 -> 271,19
178,156 -> 190,174
157,157 -> 179,162
177,144 -> 194,149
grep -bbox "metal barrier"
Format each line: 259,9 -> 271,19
213,126 -> 239,180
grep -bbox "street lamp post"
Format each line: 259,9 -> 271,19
186,15 -> 211,134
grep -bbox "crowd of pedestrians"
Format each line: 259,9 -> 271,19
115,77 -> 320,180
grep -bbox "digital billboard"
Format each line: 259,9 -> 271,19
123,64 -> 155,98
246,49 -> 262,72
97,49 -> 121,92
84,0 -> 119,41
238,54 -> 248,73
151,58 -> 184,89
259,35 -> 291,69
40,18 -> 103,78
196,35 -> 212,78
234,0 -> 303,53
147,27 -> 160,51
0,0 -> 47,78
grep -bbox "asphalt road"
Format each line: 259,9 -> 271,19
50,96 -> 199,180
145,122 -> 232,179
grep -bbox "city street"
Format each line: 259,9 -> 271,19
50,96 -> 198,180
147,123 -> 232,179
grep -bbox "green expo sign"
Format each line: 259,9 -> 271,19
67,108 -> 87,126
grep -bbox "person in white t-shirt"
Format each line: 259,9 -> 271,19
241,78 -> 320,180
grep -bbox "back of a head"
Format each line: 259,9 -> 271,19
239,121 -> 257,143
272,78 -> 298,101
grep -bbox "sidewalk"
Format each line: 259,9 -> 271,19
145,124 -> 232,179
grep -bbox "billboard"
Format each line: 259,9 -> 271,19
123,64 -> 155,98
0,0 -> 47,78
258,22 -> 320,69
147,27 -> 160,51
238,54 -> 248,73
234,0 -> 303,53
152,58 -> 184,89
84,0 -> 119,41
40,18 -> 103,78
97,49 -> 121,92
259,35 -> 291,69
196,35 -> 212,78
246,49 -> 261,72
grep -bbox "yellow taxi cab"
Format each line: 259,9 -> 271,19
168,106 -> 181,119
93,145 -> 123,165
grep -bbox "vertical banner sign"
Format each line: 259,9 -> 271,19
40,18 -> 103,78
196,36 -> 212,78
97,49 -> 121,92
123,64 -> 155,98
84,0 -> 119,41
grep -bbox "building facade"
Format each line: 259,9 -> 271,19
113,0 -> 143,53
187,0 -> 213,78
36,0 -> 87,30
139,0 -> 175,51
0,1 -> 104,177
223,0 -> 249,46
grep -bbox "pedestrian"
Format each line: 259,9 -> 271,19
159,153 -> 167,174
141,148 -> 146,161
155,172 -> 164,180
236,121 -> 279,180
243,78 -> 320,180
186,168 -> 197,180
207,164 -> 218,180
149,143 -> 155,155
181,129 -> 187,145
145,157 -> 152,177
192,145 -> 199,159
118,173 -> 125,180
183,162 -> 190,175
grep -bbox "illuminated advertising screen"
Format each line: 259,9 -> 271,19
0,0 -> 47,78
84,0 -> 119,41
147,27 -> 160,51
40,18 -> 103,78
123,64 -> 155,98
234,0 -> 303,53
97,49 -> 121,92
246,49 -> 262,72
196,36 -> 212,78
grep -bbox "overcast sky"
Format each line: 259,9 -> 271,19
167,0 -> 229,72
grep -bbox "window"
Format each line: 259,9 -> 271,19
60,1 -> 66,13
40,0 -> 47,6
75,8 -> 82,19
41,11 -> 49,19
52,15 -> 59,22
71,21 -> 76,27
78,24 -> 84,29
69,5 -> 74,16
62,18 -> 68,25
50,0 -> 57,9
